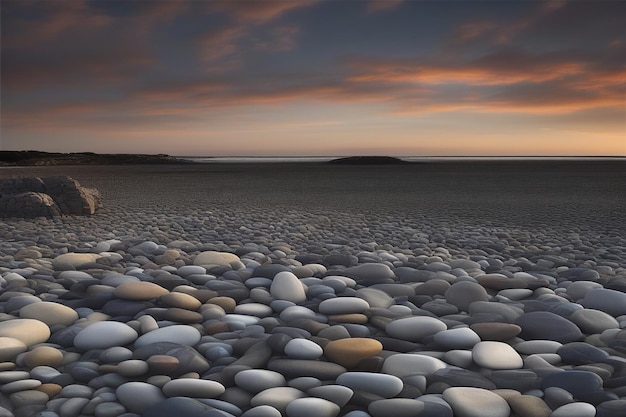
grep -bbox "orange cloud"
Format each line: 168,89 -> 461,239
208,0 -> 318,24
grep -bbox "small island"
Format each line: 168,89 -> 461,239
328,156 -> 410,165
0,151 -> 192,166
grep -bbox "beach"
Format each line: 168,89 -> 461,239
0,160 -> 625,417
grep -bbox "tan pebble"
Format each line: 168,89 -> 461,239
206,296 -> 236,312
113,282 -> 169,301
0,337 -> 28,361
328,314 -> 368,324
160,292 -> 202,310
147,355 -> 179,373
324,338 -> 383,368
508,394 -> 552,417
36,383 -> 62,398
205,322 -> 230,335
23,346 -> 64,368
99,364 -> 119,373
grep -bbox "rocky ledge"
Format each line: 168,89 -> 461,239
0,151 -> 191,166
0,176 -> 101,218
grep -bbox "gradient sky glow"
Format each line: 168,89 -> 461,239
2,0 -> 625,156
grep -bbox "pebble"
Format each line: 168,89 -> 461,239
74,321 -> 138,350
0,170 -> 624,417
134,324 -> 201,347
550,402 -> 597,417
445,281 -> 490,312
336,372 -> 404,398
270,271 -> 306,303
515,311 -> 583,343
318,297 -> 370,314
385,316 -> 447,342
443,387 -> 510,417
162,378 -> 226,397
323,338 -> 383,368
0,318 -> 51,346
235,369 -> 287,394
113,281 -> 169,301
472,341 -> 523,369
284,338 -> 323,359
19,301 -> 79,327
115,382 -> 166,414
286,397 -> 340,417
382,353 -> 447,377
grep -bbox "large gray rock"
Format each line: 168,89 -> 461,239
0,176 -> 100,218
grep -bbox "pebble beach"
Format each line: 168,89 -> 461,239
0,160 -> 625,417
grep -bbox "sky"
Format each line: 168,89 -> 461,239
1,0 -> 625,156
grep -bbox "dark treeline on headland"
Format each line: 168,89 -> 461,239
328,156 -> 412,165
0,151 -> 193,166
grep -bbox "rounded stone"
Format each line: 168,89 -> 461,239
514,340 -> 563,354
557,342 -> 610,365
369,398 -> 425,417
23,346 -> 64,368
95,401 -> 127,417
284,338 -> 323,359
19,302 -> 79,327
135,325 -> 201,348
234,303 -> 274,318
9,389 -> 49,408
515,312 -> 582,343
445,281 -> 490,312
113,281 -> 169,301
117,359 -> 149,377
541,371 -> 603,397
307,385 -> 354,408
146,355 -> 179,373
0,319 -> 50,346
74,321 -> 138,350
241,405 -> 282,417
434,328 -> 481,349
142,396 -> 229,417
0,337 -> 27,361
286,397 -> 340,417
318,297 -> 370,315
235,369 -> 287,394
1,378 -> 42,394
324,338 -> 383,368
194,251 -> 241,267
250,387 -> 306,414
472,341 -> 523,369
570,309 -> 619,334
160,292 -> 202,310
53,253 -> 100,269
382,353 -> 448,378
115,382 -> 166,414
507,395 -> 551,417
270,271 -> 306,303
386,316 -> 447,342
336,372 -> 403,398
581,288 -> 626,317
470,323 -> 522,341
550,402 -> 597,417
443,387 -> 510,417
162,378 -> 225,398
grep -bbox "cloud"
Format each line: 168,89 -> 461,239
207,0 -> 318,24
366,0 -> 406,13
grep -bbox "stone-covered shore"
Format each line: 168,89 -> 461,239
0,162 -> 624,417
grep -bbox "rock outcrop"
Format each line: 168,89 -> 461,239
0,176 -> 101,218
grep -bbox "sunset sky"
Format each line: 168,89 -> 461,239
2,0 -> 625,156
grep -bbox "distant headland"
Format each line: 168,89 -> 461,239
328,156 -> 411,165
0,151 -> 193,166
